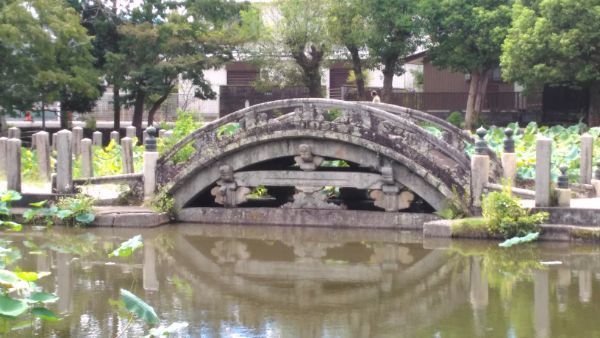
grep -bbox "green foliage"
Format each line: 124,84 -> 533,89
446,111 -> 464,128
476,122 -> 600,182
216,122 -> 241,139
56,194 -> 96,226
325,109 -> 343,121
158,110 -> 202,164
120,289 -> 159,325
436,186 -> 471,219
451,217 -> 489,237
84,116 -> 97,130
109,235 -> 143,258
147,186 -> 176,219
482,185 -> 548,238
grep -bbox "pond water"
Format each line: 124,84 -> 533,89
2,224 -> 600,337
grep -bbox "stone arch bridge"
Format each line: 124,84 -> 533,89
157,98 -> 499,221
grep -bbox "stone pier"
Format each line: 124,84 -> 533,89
56,130 -> 73,193
6,139 -> 21,192
535,137 -> 552,207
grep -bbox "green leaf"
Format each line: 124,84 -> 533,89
29,200 -> 47,208
1,191 -> 22,202
120,289 -> 159,325
75,213 -> 95,224
31,307 -> 60,321
25,292 -> 58,303
23,209 -> 39,222
56,210 -> 74,220
15,271 -> 50,282
0,221 -> 22,231
0,270 -> 21,288
109,235 -> 143,258
0,295 -> 28,318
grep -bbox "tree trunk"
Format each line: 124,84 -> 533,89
473,69 -> 491,128
306,67 -> 322,98
132,90 -> 145,137
382,60 -> 395,103
147,91 -> 171,127
59,101 -> 70,130
348,45 -> 366,101
588,81 -> 600,127
113,85 -> 121,131
291,44 -> 324,98
464,72 -> 481,131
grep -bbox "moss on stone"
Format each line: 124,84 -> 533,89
451,217 -> 490,238
571,228 -> 600,241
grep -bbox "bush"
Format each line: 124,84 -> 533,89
147,185 -> 176,219
56,193 -> 96,226
482,186 -> 547,238
158,109 -> 202,164
446,111 -> 464,128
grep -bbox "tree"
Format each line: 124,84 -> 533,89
326,0 -> 371,100
112,0 -> 248,136
421,0 -> 512,130
501,0 -> 600,126
0,0 -> 100,129
364,0 -> 421,103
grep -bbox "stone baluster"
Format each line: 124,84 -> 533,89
72,126 -> 83,156
110,130 -> 120,145
142,130 -> 149,145
580,133 -> 593,184
471,127 -> 490,207
592,160 -> 600,197
535,136 -> 552,207
55,130 -> 73,194
158,129 -> 166,138
81,138 -> 93,178
92,131 -> 103,147
121,137 -> 134,174
501,127 -> 517,186
556,165 -> 570,207
0,137 -> 7,176
143,127 -> 158,200
126,126 -> 136,139
33,131 -> 51,181
6,139 -> 21,192
8,127 -> 20,139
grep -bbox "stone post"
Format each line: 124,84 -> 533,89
121,137 -> 134,174
501,127 -> 517,186
535,136 -> 552,207
580,133 -> 593,184
164,130 -> 173,138
92,131 -> 103,147
6,139 -> 21,192
33,131 -> 51,181
142,130 -> 149,145
158,129 -> 166,138
143,127 -> 159,200
55,130 -> 73,194
592,160 -> 600,197
110,130 -> 120,145
471,127 -> 490,207
126,126 -> 136,139
0,137 -> 7,176
81,138 -> 93,178
8,127 -> 20,139
72,126 -> 83,156
556,166 -> 571,207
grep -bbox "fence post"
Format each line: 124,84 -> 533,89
0,137 -> 7,176
81,138 -> 93,178
121,137 -> 134,174
126,126 -> 136,139
592,161 -> 600,197
33,131 -> 51,181
72,126 -> 83,156
6,139 -> 21,192
110,130 -> 120,145
501,128 -> 517,186
56,130 -> 73,194
8,127 -> 20,139
471,127 -> 490,207
580,133 -> 593,184
52,133 -> 57,151
143,126 -> 158,200
535,136 -> 552,207
158,129 -> 166,138
92,131 -> 103,147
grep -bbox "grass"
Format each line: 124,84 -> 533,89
451,217 -> 494,238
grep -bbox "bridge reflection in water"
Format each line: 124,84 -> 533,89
12,225 -> 600,337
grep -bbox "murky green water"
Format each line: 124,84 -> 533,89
1,224 -> 600,337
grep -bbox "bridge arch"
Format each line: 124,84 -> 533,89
157,99 -> 473,213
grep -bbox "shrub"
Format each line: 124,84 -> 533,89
147,185 -> 176,219
436,186 -> 471,219
446,111 -> 464,128
158,109 -> 202,164
482,185 -> 548,238
56,193 -> 96,226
